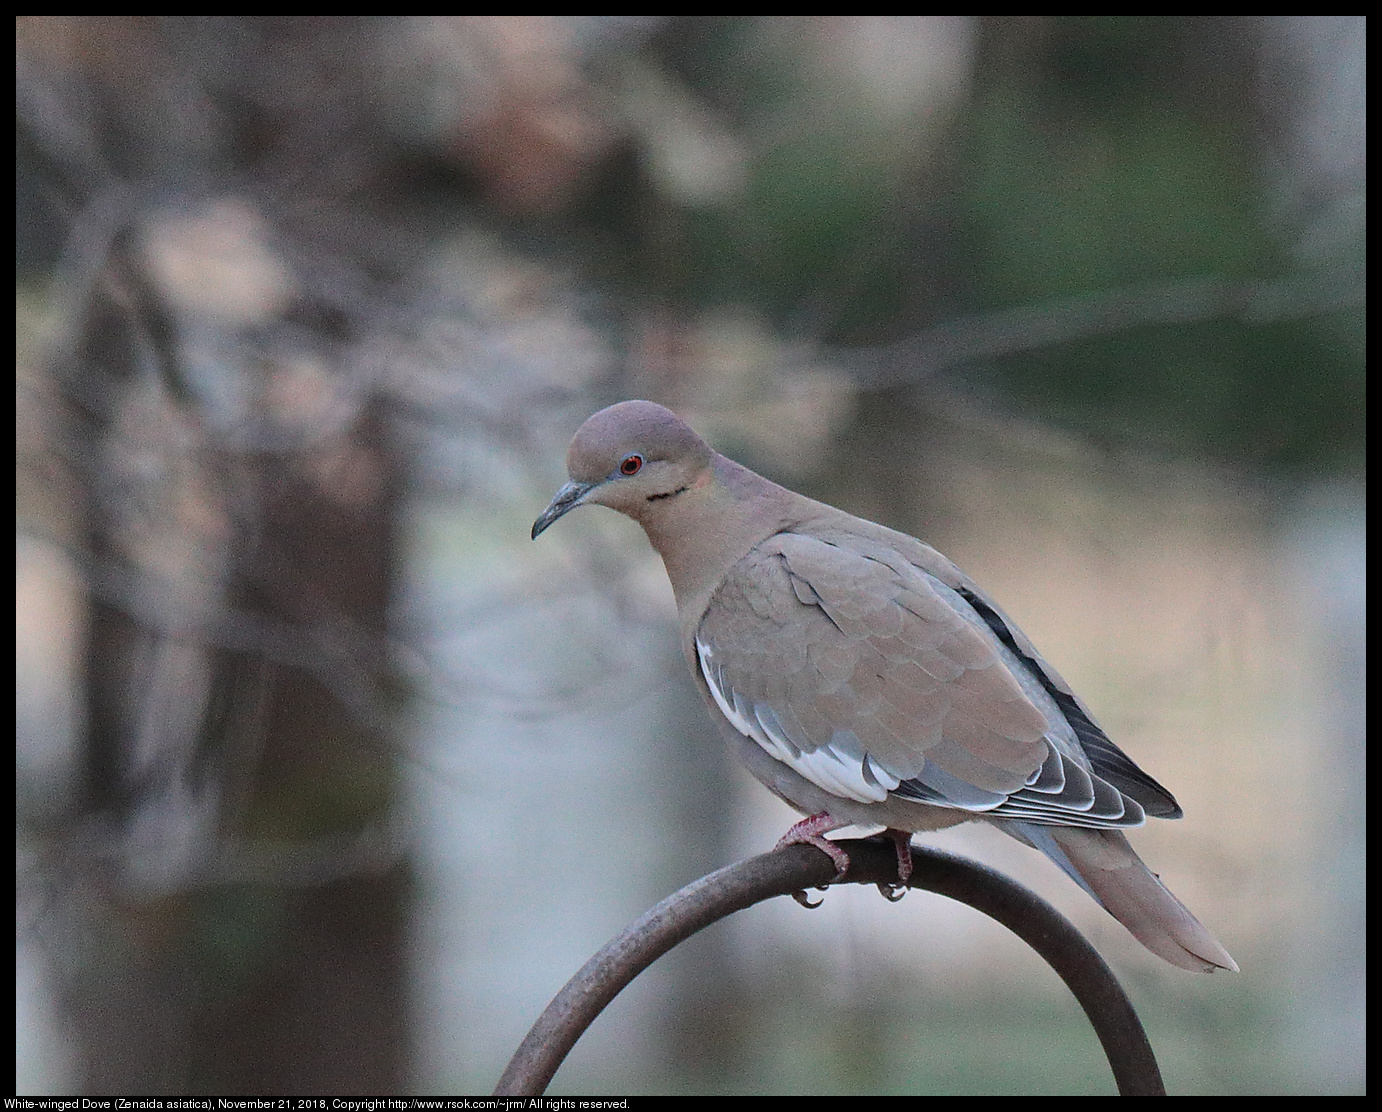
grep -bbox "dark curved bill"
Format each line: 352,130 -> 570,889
531,479 -> 598,539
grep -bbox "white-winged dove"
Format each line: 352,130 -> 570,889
532,400 -> 1237,973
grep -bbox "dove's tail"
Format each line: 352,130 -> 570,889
998,821 -> 1238,973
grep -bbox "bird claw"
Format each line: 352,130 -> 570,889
792,888 -> 827,908
877,882 -> 907,902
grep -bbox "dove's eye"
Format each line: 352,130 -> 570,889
619,454 -> 643,476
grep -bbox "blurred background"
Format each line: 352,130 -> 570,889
16,16 -> 1363,1095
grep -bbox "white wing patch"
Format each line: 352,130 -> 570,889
698,638 -> 896,804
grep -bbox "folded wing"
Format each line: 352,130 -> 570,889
696,531 -> 1162,829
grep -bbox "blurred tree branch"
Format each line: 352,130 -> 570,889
833,266 -> 1365,389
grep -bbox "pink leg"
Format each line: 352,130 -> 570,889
879,828 -> 914,901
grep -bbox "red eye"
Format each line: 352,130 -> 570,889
619,454 -> 643,476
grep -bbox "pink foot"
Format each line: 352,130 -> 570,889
774,812 -> 852,882
774,816 -> 916,904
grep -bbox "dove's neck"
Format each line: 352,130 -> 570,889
636,453 -> 804,625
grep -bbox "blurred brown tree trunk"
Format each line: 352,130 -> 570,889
75,385 -> 409,1092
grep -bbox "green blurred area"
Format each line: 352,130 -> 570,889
572,17 -> 1363,475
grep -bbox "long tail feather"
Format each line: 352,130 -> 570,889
997,821 -> 1238,973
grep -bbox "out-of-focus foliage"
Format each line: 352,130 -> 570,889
18,17 -> 1362,477
575,17 -> 1362,473
954,18 -> 1363,472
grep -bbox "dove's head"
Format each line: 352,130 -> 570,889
531,401 -> 714,539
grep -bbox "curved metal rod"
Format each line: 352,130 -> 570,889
493,837 -> 1165,1096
